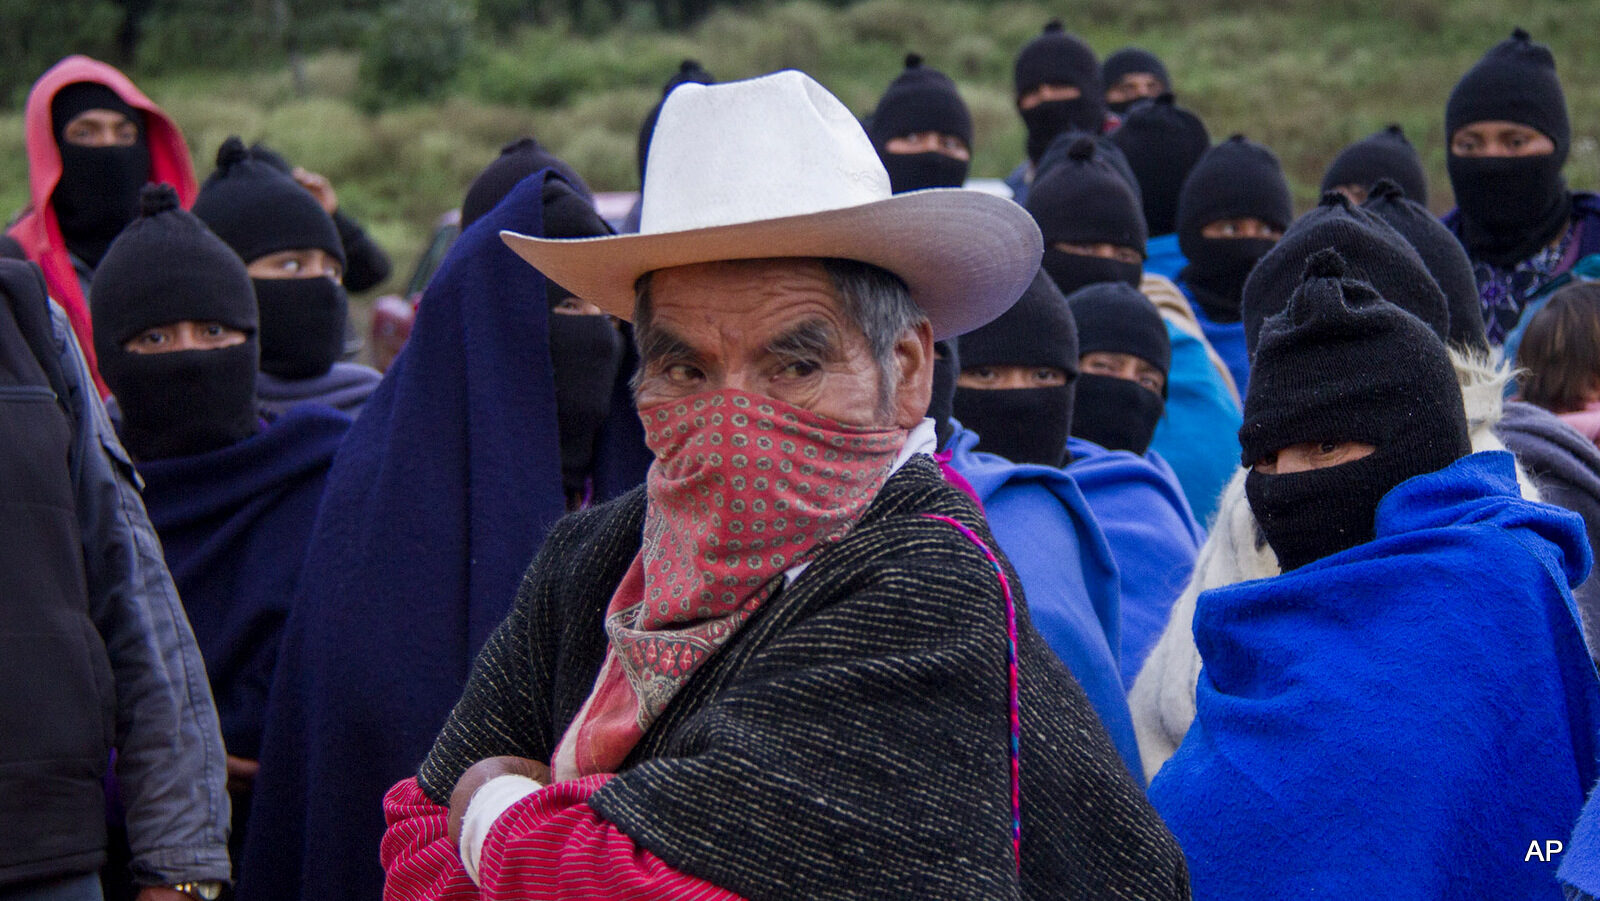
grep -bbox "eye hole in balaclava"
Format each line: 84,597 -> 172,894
952,269 -> 1079,468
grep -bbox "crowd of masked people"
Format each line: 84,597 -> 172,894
6,15 -> 1600,901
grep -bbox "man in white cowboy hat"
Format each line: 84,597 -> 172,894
379,70 -> 1188,900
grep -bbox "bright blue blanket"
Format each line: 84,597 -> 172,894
1148,318 -> 1242,526
1151,451 -> 1600,900
1066,437 -> 1203,688
945,422 -> 1141,780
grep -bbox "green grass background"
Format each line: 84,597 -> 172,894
2,0 -> 1596,300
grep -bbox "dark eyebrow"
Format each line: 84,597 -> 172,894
765,319 -> 839,361
637,322 -> 702,369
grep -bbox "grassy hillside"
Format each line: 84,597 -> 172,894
2,0 -> 1596,299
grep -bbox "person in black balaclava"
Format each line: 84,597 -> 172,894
1067,282 -> 1171,456
1175,134 -> 1292,392
1027,136 -> 1147,298
929,338 -> 960,450
1320,125 -> 1427,207
1110,94 -> 1210,239
91,184 -> 260,462
194,137 -> 381,417
1241,191 -> 1449,357
461,147 -> 626,508
865,54 -> 974,194
1442,28 -> 1600,347
1361,178 -> 1489,353
1011,19 -> 1105,192
51,82 -> 150,270
952,268 -> 1079,467
1102,47 -> 1171,116
539,179 -> 627,509
248,141 -> 392,295
461,137 -> 593,229
1241,249 -> 1471,571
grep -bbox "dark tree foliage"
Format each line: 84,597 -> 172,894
0,0 -> 125,104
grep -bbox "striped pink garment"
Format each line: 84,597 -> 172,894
380,776 -> 740,900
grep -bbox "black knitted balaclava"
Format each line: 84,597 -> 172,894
929,338 -> 960,449
867,54 -> 973,193
1362,178 -> 1489,352
1241,250 -> 1470,571
193,137 -> 348,379
50,82 -> 149,268
1109,94 -> 1210,237
1014,21 -> 1105,164
1101,47 -> 1171,115
1241,191 -> 1449,356
1176,135 -> 1292,322
1320,125 -> 1428,207
638,60 -> 716,187
91,184 -> 259,462
953,269 -> 1079,467
1446,28 -> 1572,268
1028,137 -> 1147,296
539,178 -> 624,500
462,137 -> 592,230
1067,281 -> 1170,455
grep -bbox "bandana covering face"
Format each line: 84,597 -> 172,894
552,388 -> 908,779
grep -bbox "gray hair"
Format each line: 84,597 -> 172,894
632,258 -> 926,417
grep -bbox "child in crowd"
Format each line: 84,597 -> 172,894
1517,282 -> 1600,449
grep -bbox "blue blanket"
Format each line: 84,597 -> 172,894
238,172 -> 573,901
945,422 -> 1141,780
1180,283 -> 1250,397
1144,233 -> 1186,281
1066,438 -> 1203,688
137,404 -> 350,761
1150,451 -> 1600,900
1148,318 -> 1242,525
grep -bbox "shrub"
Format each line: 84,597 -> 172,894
357,0 -> 475,109
0,0 -> 124,105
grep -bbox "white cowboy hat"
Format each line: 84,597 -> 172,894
501,69 -> 1041,341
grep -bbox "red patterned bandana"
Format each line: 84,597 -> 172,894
552,388 -> 908,779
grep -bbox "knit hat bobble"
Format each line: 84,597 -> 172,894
1109,94 -> 1210,236
1014,20 -> 1101,102
1446,27 -> 1568,159
1068,281 -> 1171,378
1361,178 -> 1488,352
1241,190 -> 1448,355
867,54 -> 973,151
90,183 -> 257,355
192,136 -> 345,269
1320,125 -> 1428,207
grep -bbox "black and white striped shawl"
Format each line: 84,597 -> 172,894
418,455 -> 1189,900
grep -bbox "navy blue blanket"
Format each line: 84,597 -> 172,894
138,404 -> 350,760
945,421 -> 1141,780
1066,437 -> 1203,688
1150,451 -> 1600,900
238,173 -> 573,901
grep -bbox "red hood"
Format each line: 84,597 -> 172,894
8,56 -> 197,396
